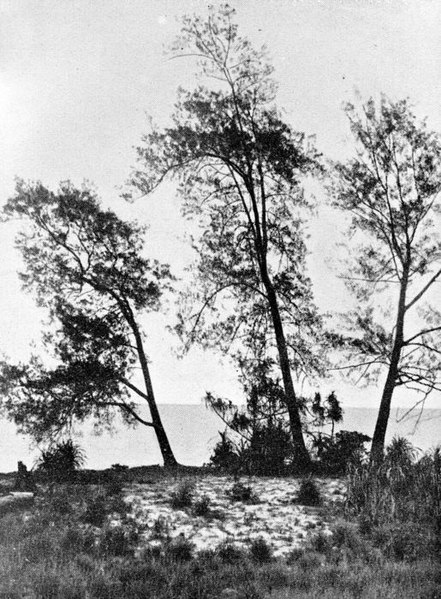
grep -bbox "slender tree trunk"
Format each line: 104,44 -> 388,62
261,272 -> 311,470
127,311 -> 178,467
371,264 -> 409,463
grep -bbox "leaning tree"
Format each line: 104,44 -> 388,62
1,181 -> 178,466
330,97 -> 441,460
127,6 -> 324,468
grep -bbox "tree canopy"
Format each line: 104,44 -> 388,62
1,181 -> 178,466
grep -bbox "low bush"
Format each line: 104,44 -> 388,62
249,537 -> 273,563
35,439 -> 86,482
165,536 -> 195,562
227,481 -> 258,503
330,521 -> 373,558
209,432 -> 240,472
242,424 -> 295,476
192,494 -> 211,517
216,541 -> 246,564
170,479 -> 195,509
313,430 -> 371,475
308,531 -> 333,554
295,477 -> 322,506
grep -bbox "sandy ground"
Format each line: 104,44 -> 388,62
124,476 -> 346,558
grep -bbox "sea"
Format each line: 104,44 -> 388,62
1,404 -> 440,473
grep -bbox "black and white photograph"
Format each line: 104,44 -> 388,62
0,1 -> 440,596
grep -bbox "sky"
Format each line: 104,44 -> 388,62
1,0 -> 441,411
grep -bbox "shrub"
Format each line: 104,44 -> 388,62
209,423 -> 295,476
216,541 -> 246,564
227,481 -> 258,503
166,536 -> 195,561
209,432 -> 240,471
309,531 -> 333,554
331,521 -> 371,556
385,436 -> 418,468
99,524 -> 138,556
295,478 -> 322,506
249,537 -> 273,563
313,430 -> 371,475
286,547 -> 304,563
193,495 -> 211,517
36,439 -> 86,481
242,423 -> 294,476
170,479 -> 195,509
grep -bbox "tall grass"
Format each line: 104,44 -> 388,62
346,438 -> 441,558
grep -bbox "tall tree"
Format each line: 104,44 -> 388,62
1,181 -> 178,466
127,6 -> 323,468
330,97 -> 441,460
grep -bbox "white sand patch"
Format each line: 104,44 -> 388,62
124,475 -> 346,556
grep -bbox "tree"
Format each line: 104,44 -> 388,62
330,97 -> 441,460
127,6 -> 323,468
1,181 -> 178,466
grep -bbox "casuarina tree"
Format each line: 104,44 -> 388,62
127,6 -> 323,469
1,181 -> 178,466
330,97 -> 441,460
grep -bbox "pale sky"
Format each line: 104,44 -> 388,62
1,0 -> 441,410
